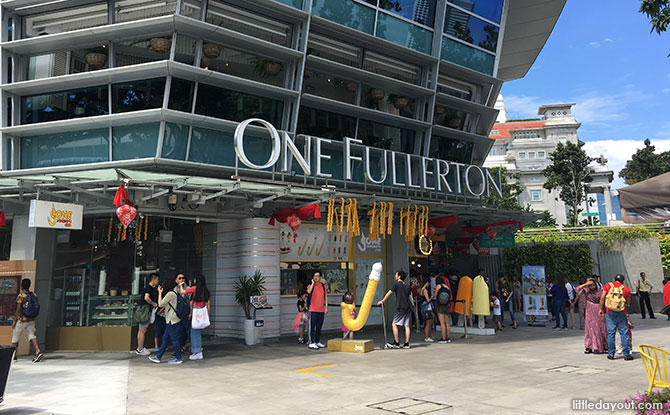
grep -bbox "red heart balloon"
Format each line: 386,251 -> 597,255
116,204 -> 137,227
286,214 -> 302,242
424,224 -> 436,239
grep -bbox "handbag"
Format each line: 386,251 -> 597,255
133,304 -> 151,324
191,306 -> 210,329
400,283 -> 415,313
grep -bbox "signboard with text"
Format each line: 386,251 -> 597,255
522,265 -> 548,318
28,200 -> 83,230
479,233 -> 515,248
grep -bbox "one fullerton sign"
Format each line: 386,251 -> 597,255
234,119 -> 503,198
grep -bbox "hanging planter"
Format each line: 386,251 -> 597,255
202,43 -> 221,59
85,46 -> 108,69
150,37 -> 172,53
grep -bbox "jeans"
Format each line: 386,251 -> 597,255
155,323 -> 182,361
552,301 -> 567,328
606,311 -> 630,356
191,327 -> 202,354
639,292 -> 655,318
154,315 -> 166,344
179,318 -> 191,346
505,300 -> 516,322
309,311 -> 325,344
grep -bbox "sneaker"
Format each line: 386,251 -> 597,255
624,354 -> 634,361
297,337 -> 304,344
189,352 -> 203,360
607,354 -> 615,360
616,349 -> 623,355
168,358 -> 183,365
391,341 -> 400,349
402,343 -> 410,349
153,347 -> 159,352
308,343 -> 319,349
553,327 -> 561,331
438,338 -> 448,344
424,338 -> 434,342
136,348 -> 151,356
562,327 -> 568,331
148,355 -> 161,364
32,353 -> 44,363
316,342 -> 325,348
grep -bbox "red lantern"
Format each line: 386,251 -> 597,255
424,224 -> 436,239
116,204 -> 137,240
286,214 -> 302,242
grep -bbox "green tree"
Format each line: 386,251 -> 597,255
525,210 -> 557,229
640,0 -> 670,55
484,167 -> 526,211
543,142 -> 607,227
618,139 -> 670,184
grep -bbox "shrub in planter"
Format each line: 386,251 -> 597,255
624,388 -> 670,414
85,46 -> 108,69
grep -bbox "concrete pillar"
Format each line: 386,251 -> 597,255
9,216 -> 56,352
603,186 -> 613,224
213,218 -> 279,340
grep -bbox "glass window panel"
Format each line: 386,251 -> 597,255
296,106 -> 356,141
441,37 -> 494,75
436,74 -> 475,101
357,120 -> 415,153
433,104 -> 467,130
311,0 -> 375,35
27,49 -> 86,81
307,33 -> 362,67
302,72 -> 357,105
168,79 -> 195,112
362,87 -> 417,119
275,0 -> 303,8
162,123 -> 188,160
112,123 -> 159,160
22,85 -> 109,124
115,37 -> 171,68
188,127 -> 235,166
450,0 -> 503,24
428,135 -> 473,164
174,36 -> 197,65
206,1 -> 292,47
112,78 -> 166,113
445,6 -> 498,52
379,0 -> 436,27
363,51 -> 421,85
194,84 -> 284,126
180,0 -> 202,19
200,44 -> 286,88
115,0 -> 178,23
24,3 -> 108,38
21,129 -> 110,168
376,13 -> 433,54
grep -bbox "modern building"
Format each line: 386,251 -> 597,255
485,100 -> 615,226
0,0 -> 565,351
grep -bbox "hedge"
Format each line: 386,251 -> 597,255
502,241 -> 592,283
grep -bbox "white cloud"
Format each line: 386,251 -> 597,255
583,139 -> 670,189
500,95 -> 547,119
570,90 -> 647,124
663,88 -> 670,93
586,38 -> 615,48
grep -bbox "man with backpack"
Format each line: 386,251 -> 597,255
12,278 -> 43,362
599,274 -> 633,361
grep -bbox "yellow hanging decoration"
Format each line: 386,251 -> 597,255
399,207 -> 405,236
368,202 -> 379,241
353,198 -> 360,237
144,214 -> 149,240
135,216 -> 142,240
327,199 -> 335,232
339,197 -> 345,236
387,202 -> 394,236
116,223 -> 122,242
107,217 -> 113,243
379,201 -> 387,239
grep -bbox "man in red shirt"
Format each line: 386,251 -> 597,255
599,274 -> 632,361
307,271 -> 328,349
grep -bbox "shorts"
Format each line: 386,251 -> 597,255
493,315 -> 502,324
139,308 -> 157,329
12,320 -> 36,343
392,309 -> 411,327
437,303 -> 450,315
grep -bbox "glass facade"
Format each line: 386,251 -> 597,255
194,84 -> 284,127
21,129 -> 110,169
22,86 -> 108,125
112,78 -> 166,114
112,123 -> 160,160
445,6 -> 499,52
441,37 -> 495,75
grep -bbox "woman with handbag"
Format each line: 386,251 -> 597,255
184,275 -> 211,360
420,276 -> 434,342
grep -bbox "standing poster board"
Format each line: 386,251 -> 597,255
522,266 -> 548,325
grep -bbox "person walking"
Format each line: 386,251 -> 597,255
636,272 -> 655,319
566,279 -> 577,329
136,273 -> 160,356
307,271 -> 328,349
550,277 -> 569,330
419,276 -> 434,342
175,273 -> 190,353
12,278 -> 42,362
498,276 -> 517,329
434,276 -> 452,343
184,275 -> 210,360
577,278 -> 607,354
149,279 -> 183,364
599,274 -> 633,361
377,270 -> 412,349
513,280 -> 522,318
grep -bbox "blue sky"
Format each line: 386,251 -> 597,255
500,0 -> 670,188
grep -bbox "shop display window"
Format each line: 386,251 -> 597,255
0,276 -> 19,325
280,262 -> 349,296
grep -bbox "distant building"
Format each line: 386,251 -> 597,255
485,100 -> 616,226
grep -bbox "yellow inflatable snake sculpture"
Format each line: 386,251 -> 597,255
341,262 -> 382,332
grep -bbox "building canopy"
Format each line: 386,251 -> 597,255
619,172 -> 670,223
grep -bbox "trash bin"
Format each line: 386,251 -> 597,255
0,346 -> 15,403
254,320 -> 264,345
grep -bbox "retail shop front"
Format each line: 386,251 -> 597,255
0,121 -> 535,351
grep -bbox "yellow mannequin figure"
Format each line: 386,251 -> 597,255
341,262 -> 382,332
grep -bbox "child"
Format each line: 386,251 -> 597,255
292,290 -> 309,344
513,280 -> 522,315
491,292 -> 502,332
341,291 -> 355,340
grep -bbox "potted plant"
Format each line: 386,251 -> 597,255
234,270 -> 266,346
389,94 -> 409,110
150,36 -> 172,53
252,58 -> 282,77
202,43 -> 221,59
85,46 -> 108,70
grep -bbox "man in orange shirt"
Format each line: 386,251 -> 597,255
307,271 -> 328,349
599,274 -> 632,361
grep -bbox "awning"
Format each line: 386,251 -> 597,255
618,172 -> 670,223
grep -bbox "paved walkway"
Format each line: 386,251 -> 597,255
2,317 -> 669,414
